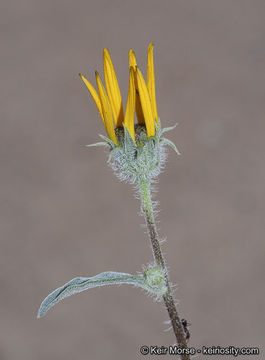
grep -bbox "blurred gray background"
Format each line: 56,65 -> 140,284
1,0 -> 264,359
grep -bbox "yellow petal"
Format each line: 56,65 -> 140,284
95,71 -> 118,145
147,43 -> 158,124
79,73 -> 104,122
124,67 -> 135,141
103,49 -> 124,127
129,49 -> 145,125
136,68 -> 155,137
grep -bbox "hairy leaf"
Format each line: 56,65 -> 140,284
160,137 -> 181,155
38,271 -> 151,318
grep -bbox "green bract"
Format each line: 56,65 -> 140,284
88,120 -> 180,184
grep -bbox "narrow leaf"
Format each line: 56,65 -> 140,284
85,142 -> 109,147
98,134 -> 116,147
161,137 -> 181,155
38,272 -> 148,318
161,123 -> 178,134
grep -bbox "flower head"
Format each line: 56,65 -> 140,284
80,43 -> 158,144
80,43 -> 180,183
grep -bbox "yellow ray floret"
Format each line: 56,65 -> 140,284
136,67 -> 155,138
128,49 -> 137,69
124,67 -> 136,140
95,71 -> 118,145
79,73 -> 104,122
103,49 -> 124,127
129,49 -> 145,125
147,43 -> 158,124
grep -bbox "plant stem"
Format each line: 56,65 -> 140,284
139,179 -> 190,360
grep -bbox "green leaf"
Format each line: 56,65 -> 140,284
84,134 -> 116,149
161,123 -> 178,135
161,137 -> 181,155
37,271 -> 149,318
98,134 -> 116,148
85,142 -> 109,147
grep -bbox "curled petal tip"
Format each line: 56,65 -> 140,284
148,42 -> 154,49
129,49 -> 137,69
103,48 -> 109,57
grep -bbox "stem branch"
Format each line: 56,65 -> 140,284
139,179 -> 190,360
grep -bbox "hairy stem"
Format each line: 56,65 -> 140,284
139,179 -> 190,360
